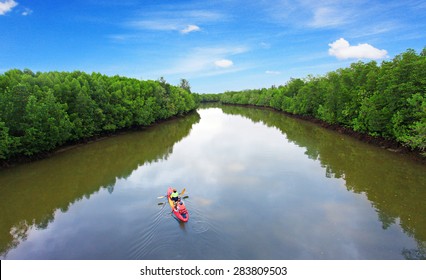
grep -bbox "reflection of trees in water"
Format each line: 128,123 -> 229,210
377,210 -> 396,230
0,112 -> 200,257
220,105 -> 426,259
4,213 -> 55,258
402,242 -> 426,260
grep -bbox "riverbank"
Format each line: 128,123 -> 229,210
0,110 -> 198,169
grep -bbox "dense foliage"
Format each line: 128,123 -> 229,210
200,48 -> 426,154
0,70 -> 197,160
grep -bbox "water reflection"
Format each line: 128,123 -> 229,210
0,112 -> 200,257
219,105 -> 426,259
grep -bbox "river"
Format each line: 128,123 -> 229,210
0,105 -> 425,260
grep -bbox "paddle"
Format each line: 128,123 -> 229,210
157,188 -> 186,199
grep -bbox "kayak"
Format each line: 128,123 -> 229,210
167,187 -> 189,222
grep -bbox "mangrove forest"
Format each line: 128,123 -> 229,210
0,71 -> 198,161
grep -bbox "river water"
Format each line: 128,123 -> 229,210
0,105 -> 425,260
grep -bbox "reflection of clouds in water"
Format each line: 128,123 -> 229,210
121,109 -> 267,194
227,162 -> 246,172
175,109 -> 307,187
268,182 -> 417,259
194,197 -> 213,206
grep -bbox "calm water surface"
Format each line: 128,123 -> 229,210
0,105 -> 425,259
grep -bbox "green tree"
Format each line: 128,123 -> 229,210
21,90 -> 71,155
179,78 -> 191,93
0,121 -> 18,159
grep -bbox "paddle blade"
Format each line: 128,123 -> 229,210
157,195 -> 165,199
180,188 -> 186,196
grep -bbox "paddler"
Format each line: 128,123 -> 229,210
170,188 -> 179,206
174,197 -> 183,209
177,201 -> 187,215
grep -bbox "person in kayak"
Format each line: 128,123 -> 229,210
170,188 -> 179,204
177,201 -> 187,215
174,197 -> 183,210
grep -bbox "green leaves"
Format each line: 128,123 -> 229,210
0,70 -> 198,161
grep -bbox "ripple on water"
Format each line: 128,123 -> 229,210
128,197 -> 238,259
189,218 -> 211,234
128,202 -> 175,259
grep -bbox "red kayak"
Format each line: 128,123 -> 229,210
167,187 -> 189,222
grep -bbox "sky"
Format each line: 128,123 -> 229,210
1,0 -> 425,93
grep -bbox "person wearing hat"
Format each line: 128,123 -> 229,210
170,188 -> 179,205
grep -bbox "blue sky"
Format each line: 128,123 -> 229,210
1,0 -> 425,93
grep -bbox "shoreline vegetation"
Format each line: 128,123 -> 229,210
0,71 -> 198,167
1,48 -> 425,167
199,48 -> 426,162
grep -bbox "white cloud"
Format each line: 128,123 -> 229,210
0,0 -> 18,15
130,20 -> 179,31
184,10 -> 225,21
263,1 -> 354,29
328,38 -> 388,60
260,42 -> 271,49
266,70 -> 281,75
21,7 -> 32,16
148,46 -> 246,79
310,7 -> 349,28
214,59 -> 233,68
180,24 -> 201,34
128,9 -> 225,34
130,21 -> 200,35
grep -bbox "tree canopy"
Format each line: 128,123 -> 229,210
0,70 -> 198,160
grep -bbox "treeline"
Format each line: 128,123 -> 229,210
200,48 -> 426,155
0,70 -> 198,160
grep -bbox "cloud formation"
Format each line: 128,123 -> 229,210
128,9 -> 224,35
181,24 -> 201,34
157,46 -> 246,78
0,0 -> 18,15
22,7 -> 32,16
214,59 -> 233,68
310,7 -> 349,28
266,70 -> 281,75
130,20 -> 178,31
328,38 -> 388,60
